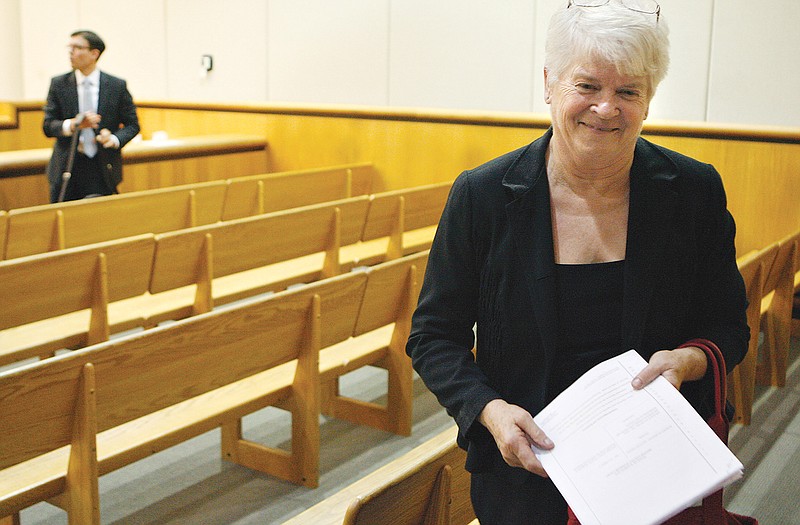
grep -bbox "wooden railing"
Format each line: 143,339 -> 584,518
2,99 -> 799,254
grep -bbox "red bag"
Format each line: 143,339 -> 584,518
567,340 -> 758,525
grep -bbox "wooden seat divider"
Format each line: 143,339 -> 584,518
757,230 -> 800,387
283,426 -> 475,525
221,162 -> 375,221
0,210 -> 7,260
0,363 -> 99,525
343,181 -> 451,267
142,195 -> 370,327
0,268 -> 369,523
730,243 -> 779,425
0,234 -> 155,368
320,250 -> 428,436
3,181 -> 226,260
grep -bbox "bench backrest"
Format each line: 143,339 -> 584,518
730,243 -> 780,425
763,230 -> 800,295
355,250 -> 427,337
361,182 -> 450,242
149,196 -> 370,295
49,270 -> 366,434
221,163 -> 375,221
0,234 -> 155,331
3,182 -> 226,259
339,427 -> 473,525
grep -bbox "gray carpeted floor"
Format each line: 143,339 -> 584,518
19,336 -> 800,525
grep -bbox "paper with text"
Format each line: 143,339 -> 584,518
533,349 -> 743,525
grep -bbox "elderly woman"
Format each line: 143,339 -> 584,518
406,1 -> 749,523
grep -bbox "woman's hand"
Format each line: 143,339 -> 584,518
478,398 -> 553,477
632,346 -> 708,390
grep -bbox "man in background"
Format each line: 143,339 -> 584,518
43,29 -> 140,202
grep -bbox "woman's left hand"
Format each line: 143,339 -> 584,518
631,346 -> 708,390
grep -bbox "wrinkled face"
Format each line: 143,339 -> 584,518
545,57 -> 651,164
68,35 -> 98,73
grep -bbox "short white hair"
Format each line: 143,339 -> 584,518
544,2 -> 670,97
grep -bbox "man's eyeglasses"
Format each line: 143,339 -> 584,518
66,44 -> 91,52
567,0 -> 660,22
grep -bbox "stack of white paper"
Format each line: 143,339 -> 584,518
533,349 -> 743,525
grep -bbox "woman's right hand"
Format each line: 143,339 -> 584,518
478,398 -> 553,477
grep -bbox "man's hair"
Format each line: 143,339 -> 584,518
71,30 -> 106,56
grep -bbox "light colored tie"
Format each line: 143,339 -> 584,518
81,79 -> 97,158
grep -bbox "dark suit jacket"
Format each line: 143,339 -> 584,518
406,129 -> 749,483
43,70 -> 140,191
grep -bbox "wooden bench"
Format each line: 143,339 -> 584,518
283,426 -> 475,525
757,230 -> 800,387
3,181 -> 226,260
320,250 -> 428,436
0,268 -> 362,523
0,182 -> 444,368
0,362 -> 99,524
344,181 -> 451,267
142,196 -> 371,326
221,162 -> 375,220
0,234 -> 155,368
1,252 -> 427,523
729,243 -> 780,425
2,163 -> 377,260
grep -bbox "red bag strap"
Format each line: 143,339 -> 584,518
678,338 -> 728,443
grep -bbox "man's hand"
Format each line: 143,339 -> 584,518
632,346 -> 708,390
478,398 -> 553,477
96,128 -> 118,149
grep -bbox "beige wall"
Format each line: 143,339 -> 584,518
3,0 -> 800,126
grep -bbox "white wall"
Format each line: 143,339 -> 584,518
0,0 -> 22,99
3,0 -> 799,127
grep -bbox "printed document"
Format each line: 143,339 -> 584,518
533,349 -> 743,525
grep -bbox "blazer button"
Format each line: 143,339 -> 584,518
106,164 -> 113,171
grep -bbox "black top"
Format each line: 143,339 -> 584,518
551,260 -> 625,399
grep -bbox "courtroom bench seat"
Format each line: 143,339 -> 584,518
1,253 -> 426,523
1,161 -> 376,260
0,181 -> 445,370
283,425 -> 475,525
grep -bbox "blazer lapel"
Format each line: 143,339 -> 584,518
65,72 -> 80,117
622,139 -> 679,351
504,131 -> 559,364
96,72 -> 107,118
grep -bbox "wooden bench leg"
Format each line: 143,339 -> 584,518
220,295 -> 322,488
0,514 -> 21,525
423,465 -> 453,525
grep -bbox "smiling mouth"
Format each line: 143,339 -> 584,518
581,122 -> 620,133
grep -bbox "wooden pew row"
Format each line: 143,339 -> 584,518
344,182 -> 451,267
0,235 -> 156,367
144,180 -> 450,328
142,181 -> 443,328
2,182 -> 225,260
729,243 -> 780,425
0,252 -> 426,524
2,162 -> 375,260
283,426 -> 475,525
0,182 -> 447,369
756,230 -> 800,388
221,162 -> 374,220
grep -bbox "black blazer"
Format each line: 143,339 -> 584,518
406,129 -> 749,482
43,70 -> 140,190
